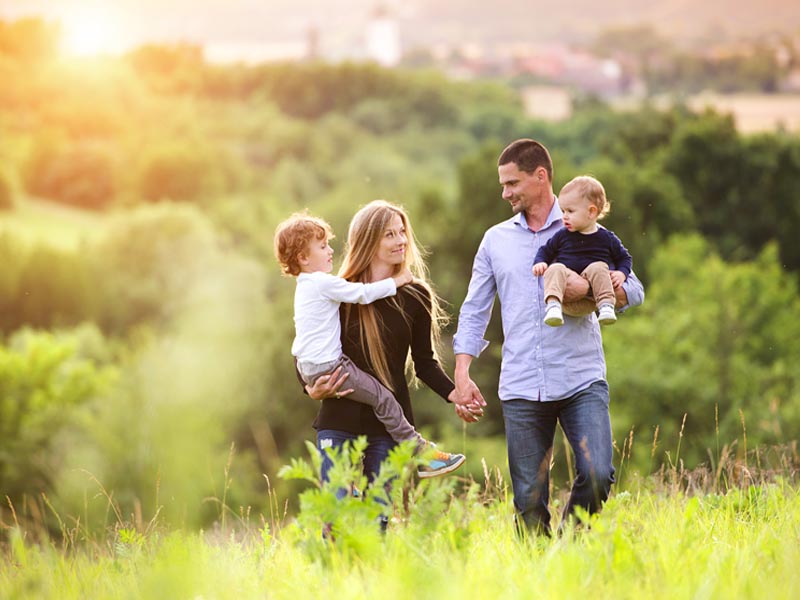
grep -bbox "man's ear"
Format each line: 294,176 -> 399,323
536,166 -> 549,184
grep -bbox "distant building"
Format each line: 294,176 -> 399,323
365,4 -> 401,67
306,22 -> 320,61
521,85 -> 572,121
512,44 -> 626,97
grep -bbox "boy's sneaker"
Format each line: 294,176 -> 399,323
417,443 -> 466,479
543,303 -> 564,327
597,304 -> 617,325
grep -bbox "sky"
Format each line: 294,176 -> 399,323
2,0 -> 799,62
0,0 -> 399,59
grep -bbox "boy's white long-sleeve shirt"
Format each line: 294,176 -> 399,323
291,271 -> 397,364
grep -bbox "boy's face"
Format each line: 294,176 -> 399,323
558,190 -> 598,234
299,235 -> 334,274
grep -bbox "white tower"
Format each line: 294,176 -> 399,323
365,4 -> 400,67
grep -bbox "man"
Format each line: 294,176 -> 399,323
452,139 -> 645,535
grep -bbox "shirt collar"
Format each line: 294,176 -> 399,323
513,196 -> 563,232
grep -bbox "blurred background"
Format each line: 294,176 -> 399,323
1,0 -> 799,533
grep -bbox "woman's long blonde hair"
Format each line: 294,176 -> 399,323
338,200 -> 448,390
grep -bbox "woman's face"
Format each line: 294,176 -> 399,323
371,213 -> 407,270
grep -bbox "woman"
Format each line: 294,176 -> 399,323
305,200 -> 460,501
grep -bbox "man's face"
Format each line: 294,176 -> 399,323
498,162 -> 543,214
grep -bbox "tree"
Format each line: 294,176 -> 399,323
24,138 -> 117,209
664,110 -> 744,255
605,234 -> 800,471
0,327 -> 114,525
0,18 -> 59,64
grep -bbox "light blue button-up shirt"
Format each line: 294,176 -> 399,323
454,201 -> 645,402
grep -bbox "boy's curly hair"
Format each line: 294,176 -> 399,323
273,212 -> 334,276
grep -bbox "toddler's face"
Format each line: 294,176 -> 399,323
301,235 -> 334,273
558,190 -> 597,234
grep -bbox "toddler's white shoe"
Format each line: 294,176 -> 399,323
597,304 -> 617,325
543,304 -> 564,327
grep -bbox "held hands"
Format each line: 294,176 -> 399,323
393,268 -> 414,288
305,366 -> 354,401
452,372 -> 487,423
610,270 -> 627,289
532,262 -> 548,277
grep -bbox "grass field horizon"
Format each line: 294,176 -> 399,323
2,434 -> 798,600
0,196 -> 103,251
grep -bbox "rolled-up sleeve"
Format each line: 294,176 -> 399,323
453,237 -> 496,357
619,271 -> 645,313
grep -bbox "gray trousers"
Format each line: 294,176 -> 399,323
298,354 -> 423,445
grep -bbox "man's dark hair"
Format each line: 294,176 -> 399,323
498,139 -> 553,180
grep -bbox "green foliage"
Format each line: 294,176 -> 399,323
0,231 -> 95,333
89,204 -> 219,331
0,327 -> 115,511
279,438 -> 465,560
606,235 -> 800,468
125,43 -> 206,94
663,111 -> 800,270
647,44 -> 786,94
136,141 -> 231,203
24,137 -> 117,209
3,481 -> 800,599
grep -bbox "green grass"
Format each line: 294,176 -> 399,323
0,197 -> 103,250
2,450 -> 799,600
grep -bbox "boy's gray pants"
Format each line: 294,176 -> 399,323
297,354 -> 423,445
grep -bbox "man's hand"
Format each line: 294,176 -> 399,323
532,262 -> 548,276
305,366 -> 354,401
448,389 -> 483,422
453,354 -> 487,423
610,270 -> 626,289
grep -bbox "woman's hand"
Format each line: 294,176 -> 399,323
305,366 -> 354,401
454,402 -> 482,423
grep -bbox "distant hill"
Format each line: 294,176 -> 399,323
403,0 -> 800,45
2,0 -> 798,56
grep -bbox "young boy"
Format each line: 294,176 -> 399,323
532,175 -> 633,327
274,212 -> 465,478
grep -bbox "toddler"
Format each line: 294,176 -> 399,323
532,176 -> 632,327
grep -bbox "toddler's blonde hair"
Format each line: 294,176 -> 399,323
560,175 -> 611,219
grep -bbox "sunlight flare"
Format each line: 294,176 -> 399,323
60,5 -> 125,57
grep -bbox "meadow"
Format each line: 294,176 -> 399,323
1,442 -> 798,600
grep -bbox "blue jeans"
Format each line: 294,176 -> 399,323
501,380 -> 615,535
316,429 -> 397,529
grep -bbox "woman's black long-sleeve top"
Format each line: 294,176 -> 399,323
312,283 -> 455,436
